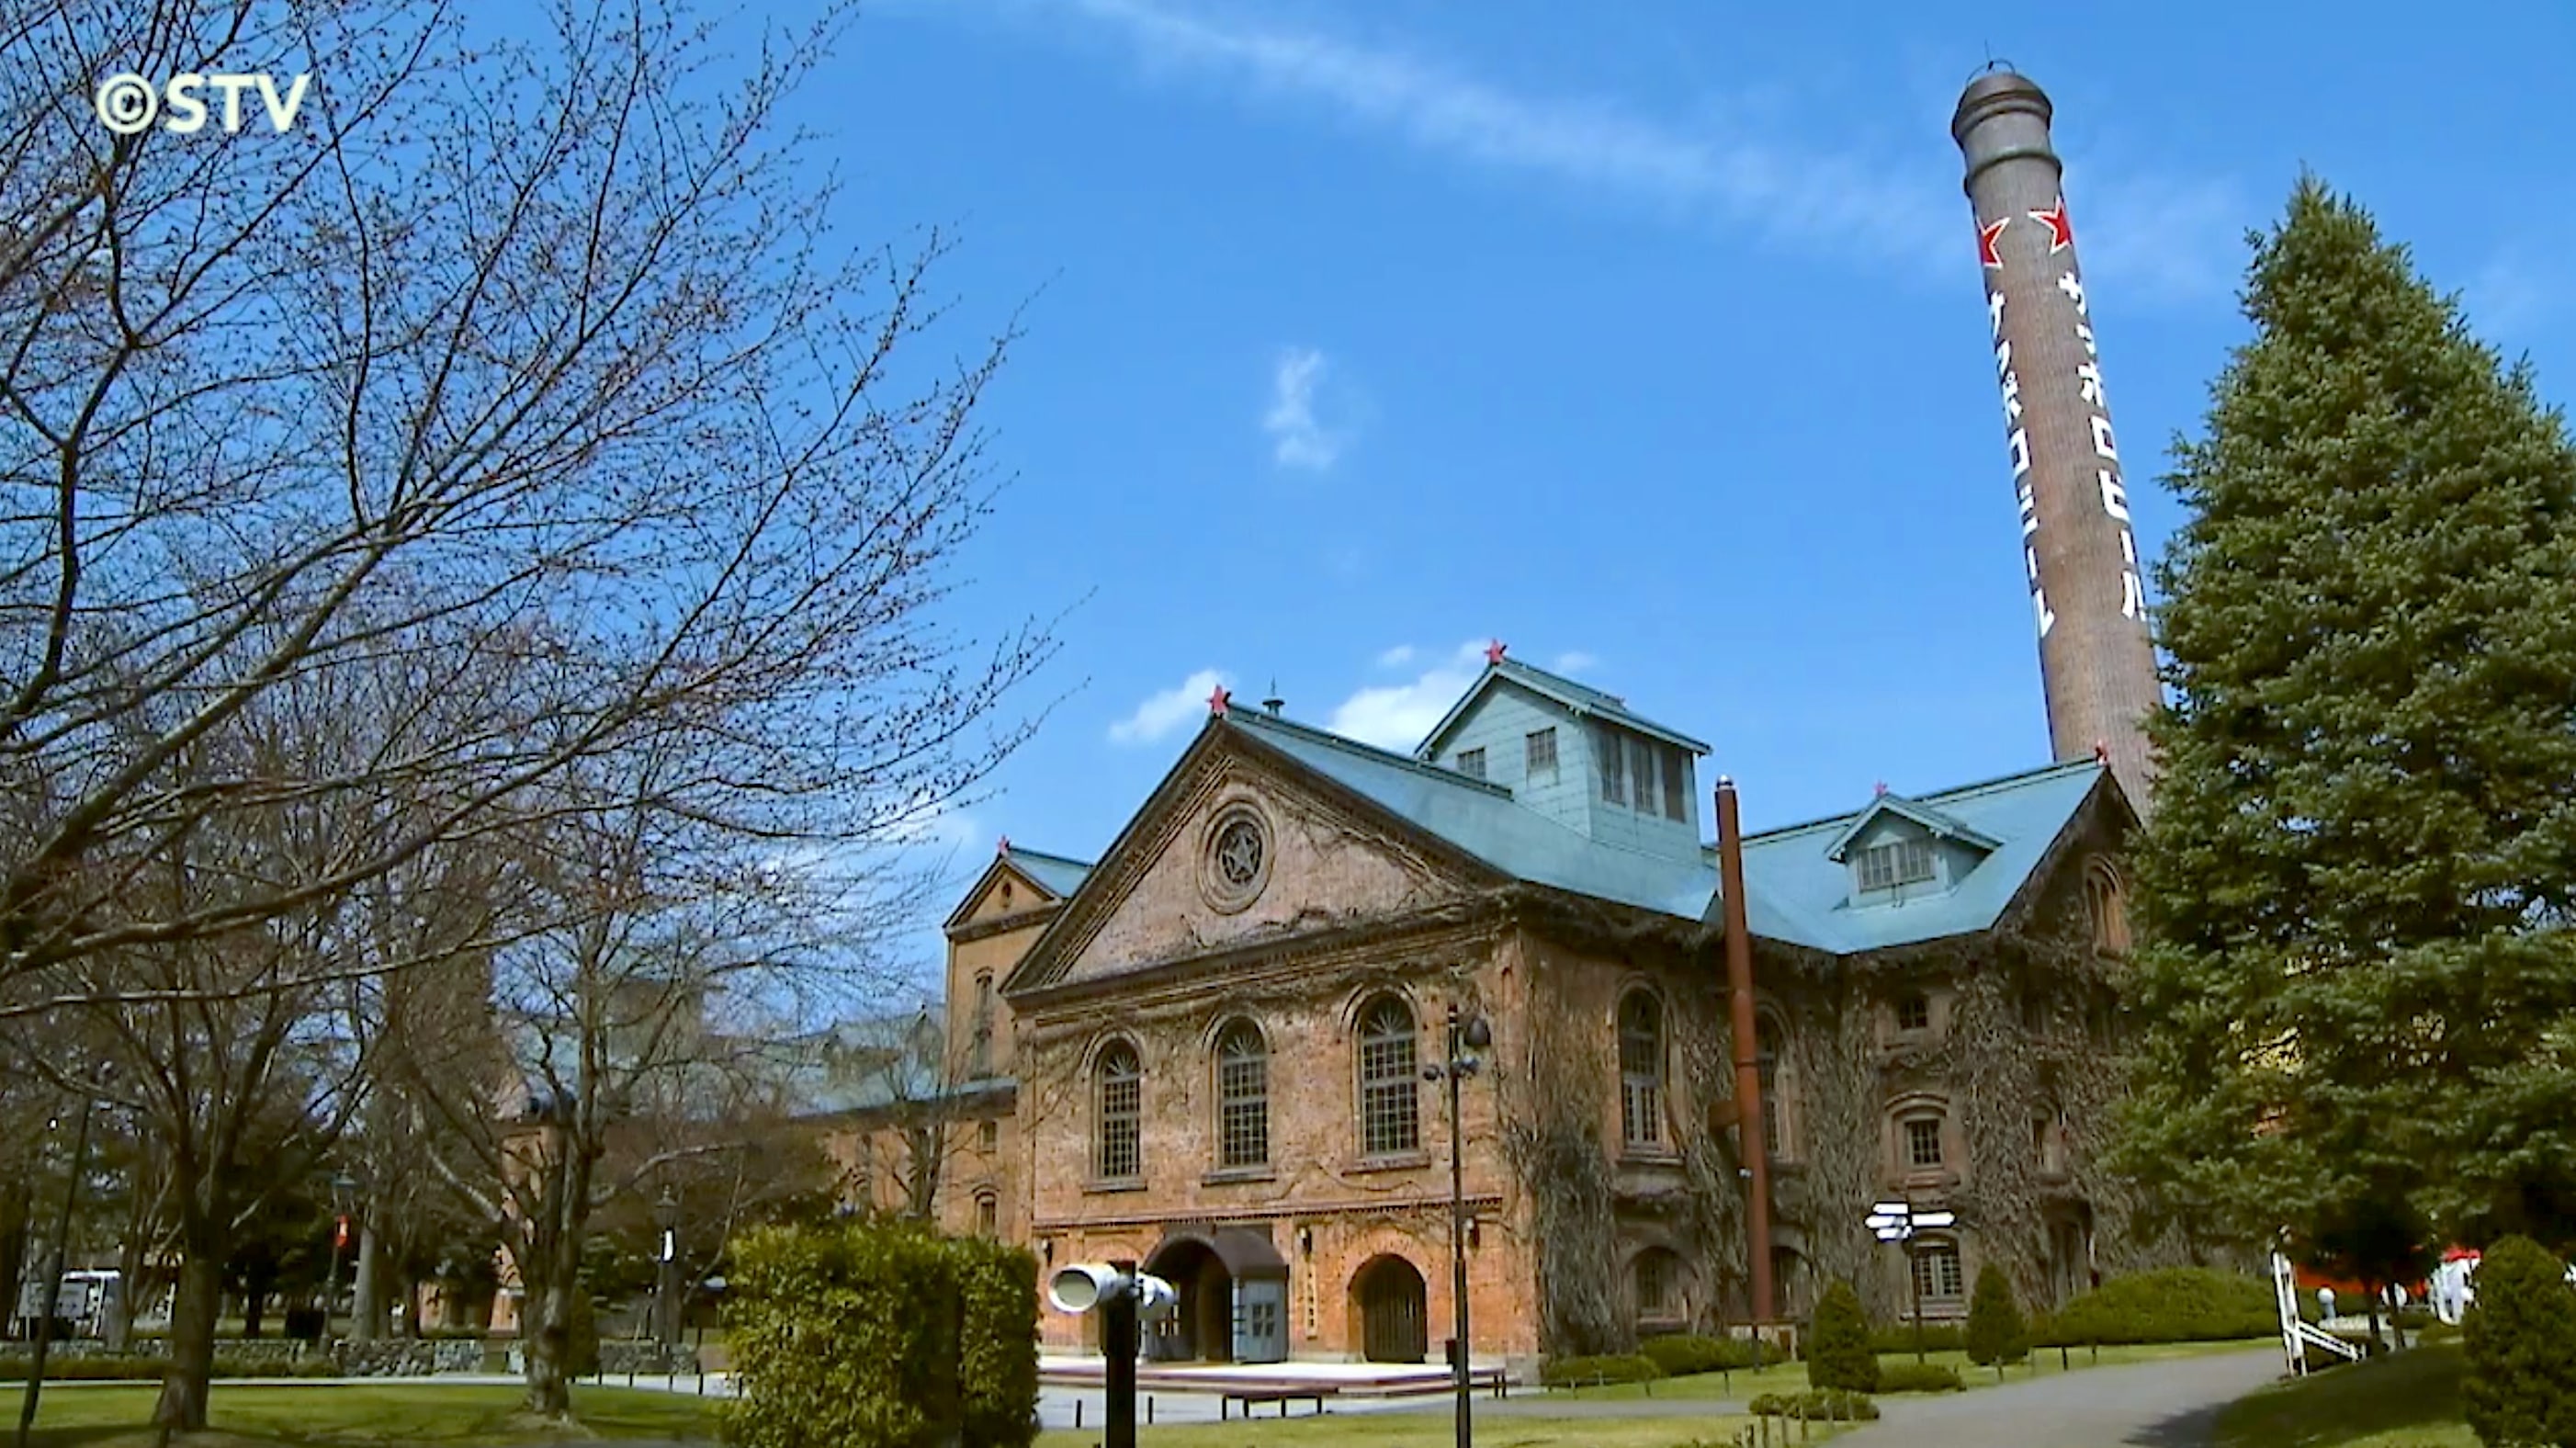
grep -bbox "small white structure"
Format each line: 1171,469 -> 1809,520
2273,1251 -> 2361,1376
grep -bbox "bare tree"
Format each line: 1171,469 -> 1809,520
1,0 -> 1053,1428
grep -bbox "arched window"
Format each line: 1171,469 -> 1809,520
1633,1247 -> 1688,1326
1216,1020 -> 1270,1169
971,971 -> 995,1076
1095,1042 -> 1142,1181
1618,990 -> 1665,1148
1357,997 -> 1420,1158
974,1189 -> 999,1239
1756,1014 -> 1791,1159
2085,859 -> 2130,956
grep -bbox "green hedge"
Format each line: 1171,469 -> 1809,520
1637,1333 -> 1765,1376
1874,1361 -> 1965,1393
1538,1353 -> 1664,1387
2033,1268 -> 2280,1346
1867,1322 -> 1967,1355
1749,1388 -> 1880,1420
724,1219 -> 1037,1448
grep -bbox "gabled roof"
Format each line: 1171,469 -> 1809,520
1725,760 -> 2112,954
941,845 -> 1094,931
1821,793 -> 2005,863
1416,658 -> 1712,759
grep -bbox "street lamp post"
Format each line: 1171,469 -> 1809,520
1422,1003 -> 1492,1448
1866,1200 -> 1956,1364
654,1188 -> 681,1350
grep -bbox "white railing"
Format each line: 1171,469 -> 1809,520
2272,1251 -> 2363,1375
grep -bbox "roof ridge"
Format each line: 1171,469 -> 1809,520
1229,710 -> 1515,798
1496,657 -> 1625,706
1002,844 -> 1093,868
1742,758 -> 2103,843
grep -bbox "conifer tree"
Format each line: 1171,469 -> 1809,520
1805,1279 -> 1880,1393
1965,1263 -> 2028,1371
2462,1236 -> 2576,1448
2111,177 -> 2576,1261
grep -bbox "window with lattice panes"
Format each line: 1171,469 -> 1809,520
1526,728 -> 1557,777
1456,747 -> 1486,780
1217,1021 -> 1270,1169
1662,745 -> 1689,820
1597,724 -> 1626,805
1904,1115 -> 1944,1170
1358,998 -> 1420,1157
1618,991 -> 1665,1148
978,1118 -> 998,1155
1634,1250 -> 1675,1318
975,1193 -> 998,1238
1095,1044 -> 1142,1181
1914,1242 -> 1964,1302
1859,837 -> 1937,891
1757,1017 -> 1788,1159
1896,992 -> 1932,1033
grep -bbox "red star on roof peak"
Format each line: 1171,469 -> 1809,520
1874,781 -> 1889,798
1977,215 -> 2010,269
995,835 -> 1011,857
1485,639 -> 1508,666
2028,197 -> 2075,255
2092,738 -> 2111,764
1207,684 -> 1232,718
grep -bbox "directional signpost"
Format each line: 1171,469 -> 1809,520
1867,1200 -> 1957,1363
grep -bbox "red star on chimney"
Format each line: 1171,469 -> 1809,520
1977,215 -> 2011,269
1207,684 -> 1232,718
995,835 -> 1011,857
2028,197 -> 2075,255
1485,639 -> 1508,666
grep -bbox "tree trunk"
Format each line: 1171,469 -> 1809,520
241,1279 -> 266,1338
153,1252 -> 224,1432
521,1273 -> 573,1420
353,1216 -> 382,1342
0,1179 -> 29,1342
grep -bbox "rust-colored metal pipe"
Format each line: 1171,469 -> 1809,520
1717,775 -> 1775,1324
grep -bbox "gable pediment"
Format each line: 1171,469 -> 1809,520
1006,724 -> 1505,994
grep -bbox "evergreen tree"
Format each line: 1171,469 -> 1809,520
1804,1279 -> 1879,1394
1965,1263 -> 2028,1369
2111,176 -> 2576,1258
2462,1236 -> 2576,1448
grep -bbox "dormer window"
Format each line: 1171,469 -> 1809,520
1456,747 -> 1486,780
1859,837 -> 1935,891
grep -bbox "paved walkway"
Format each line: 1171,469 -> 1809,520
1837,1347 -> 2283,1448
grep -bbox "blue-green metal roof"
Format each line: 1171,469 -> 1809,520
1003,847 -> 1092,899
1417,658 -> 1712,758
1820,793 -> 2004,862
1228,707 -> 2106,956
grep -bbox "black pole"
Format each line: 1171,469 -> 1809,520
17,1093 -> 96,1448
1447,1008 -> 1471,1448
1103,1261 -> 1137,1448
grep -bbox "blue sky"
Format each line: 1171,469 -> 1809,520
780,0 -> 2576,981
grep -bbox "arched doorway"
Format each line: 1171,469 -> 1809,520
1143,1238 -> 1233,1363
1350,1254 -> 1429,1363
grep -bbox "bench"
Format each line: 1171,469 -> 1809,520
1219,1386 -> 1336,1420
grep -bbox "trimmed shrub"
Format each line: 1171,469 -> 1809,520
1749,1388 -> 1880,1421
725,1219 -> 1034,1448
1637,1333 -> 1763,1376
1868,1322 -> 1967,1355
952,1235 -> 1041,1448
1805,1281 -> 1879,1393
1874,1361 -> 1965,1393
2462,1236 -> 2576,1448
1966,1264 -> 2029,1367
567,1288 -> 601,1379
2034,1268 -> 2279,1346
1539,1353 -> 1664,1387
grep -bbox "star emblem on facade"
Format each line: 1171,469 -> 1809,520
1485,639 -> 1508,666
1207,684 -> 1232,718
2028,197 -> 2074,254
1977,215 -> 2010,268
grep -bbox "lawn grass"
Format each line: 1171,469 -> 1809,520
1530,1336 -> 2270,1403
2213,1342 -> 2471,1448
17,1383 -> 722,1448
1039,1411 -> 1762,1448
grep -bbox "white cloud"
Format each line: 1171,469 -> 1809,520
1110,667 -> 1229,745
1328,639 -> 1486,751
1264,345 -> 1344,469
1375,644 -> 1417,669
1553,650 -> 1599,674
